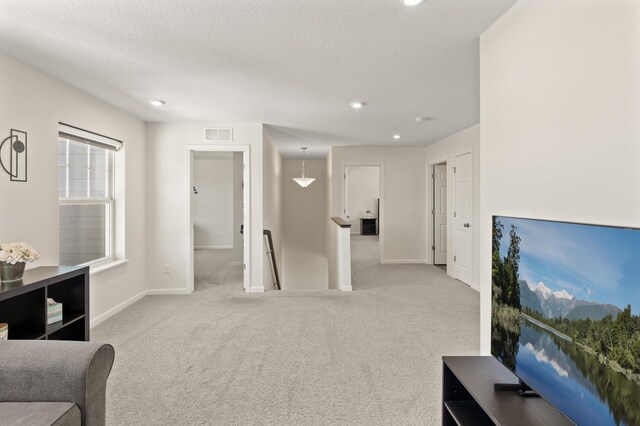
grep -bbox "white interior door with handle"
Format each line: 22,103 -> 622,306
454,153 -> 472,284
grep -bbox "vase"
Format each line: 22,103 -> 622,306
0,261 -> 26,282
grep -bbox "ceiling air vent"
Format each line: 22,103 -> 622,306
205,128 -> 233,142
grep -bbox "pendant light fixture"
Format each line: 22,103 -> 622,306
293,147 -> 315,188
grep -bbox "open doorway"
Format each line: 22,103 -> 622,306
191,152 -> 243,291
342,164 -> 382,263
432,162 -> 447,271
187,145 -> 251,293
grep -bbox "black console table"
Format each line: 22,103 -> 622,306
442,356 -> 574,426
0,266 -> 89,341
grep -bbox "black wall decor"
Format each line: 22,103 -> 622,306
0,129 -> 28,182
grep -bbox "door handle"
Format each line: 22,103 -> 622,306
464,223 -> 470,228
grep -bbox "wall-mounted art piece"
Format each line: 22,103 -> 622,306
0,129 -> 27,182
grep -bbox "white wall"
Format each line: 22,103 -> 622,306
282,160 -> 328,290
193,152 -> 234,249
345,166 -> 380,235
0,53 -> 147,325
479,0 -> 640,353
425,124 -> 480,289
326,149 -> 339,289
262,130 -> 283,290
146,122 -> 265,292
330,147 -> 427,263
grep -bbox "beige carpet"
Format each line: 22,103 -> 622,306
92,236 -> 480,425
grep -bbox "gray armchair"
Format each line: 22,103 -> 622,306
0,341 -> 115,426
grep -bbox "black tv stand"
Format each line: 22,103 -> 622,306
494,380 -> 539,397
442,356 -> 574,425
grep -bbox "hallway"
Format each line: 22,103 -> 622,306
194,248 -> 243,292
93,235 -> 480,425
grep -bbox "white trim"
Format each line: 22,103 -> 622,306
59,140 -> 116,265
425,150 -> 473,283
89,259 -> 129,275
340,286 -> 353,292
381,259 -> 428,264
65,138 -> 69,197
90,289 -> 146,328
186,145 -> 251,294
145,288 -> 191,295
194,245 -> 233,250
89,287 -> 191,328
340,162 -> 384,262
467,282 -> 481,292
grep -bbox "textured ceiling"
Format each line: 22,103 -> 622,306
0,0 -> 516,158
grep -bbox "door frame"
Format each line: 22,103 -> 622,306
186,145 -> 251,293
340,162 -> 384,262
425,151 -> 472,282
431,161 -> 447,265
426,157 -> 447,268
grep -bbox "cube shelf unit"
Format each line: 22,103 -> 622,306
0,266 -> 89,341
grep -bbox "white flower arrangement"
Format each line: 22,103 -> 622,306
0,242 -> 40,264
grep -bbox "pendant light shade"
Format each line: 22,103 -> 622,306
293,147 -> 315,188
293,177 -> 316,187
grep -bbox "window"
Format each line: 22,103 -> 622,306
58,124 -> 122,266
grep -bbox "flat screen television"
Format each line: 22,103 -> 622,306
491,216 -> 640,426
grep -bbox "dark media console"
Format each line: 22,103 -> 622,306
493,380 -> 538,397
442,356 -> 574,426
0,266 -> 89,341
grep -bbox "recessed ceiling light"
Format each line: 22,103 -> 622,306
149,100 -> 165,107
403,0 -> 424,5
393,134 -> 402,140
350,101 -> 365,109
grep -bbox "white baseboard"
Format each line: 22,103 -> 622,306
339,286 -> 353,292
90,290 -> 146,329
381,259 -> 427,264
468,282 -> 480,292
228,261 -> 243,267
246,286 -> 264,293
146,288 -> 191,295
194,245 -> 233,250
90,287 -> 191,328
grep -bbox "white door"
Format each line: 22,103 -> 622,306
433,163 -> 447,265
454,153 -> 472,284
